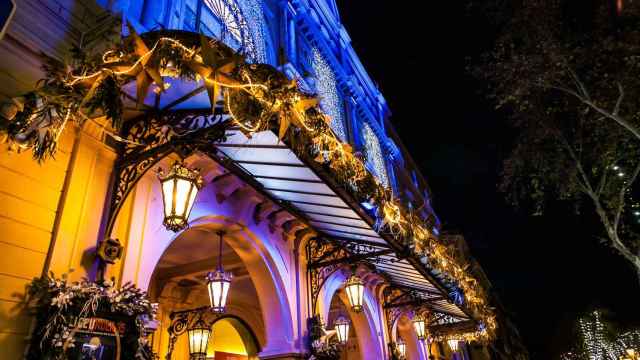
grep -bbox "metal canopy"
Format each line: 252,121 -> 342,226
216,129 -> 470,320
120,72 -> 472,322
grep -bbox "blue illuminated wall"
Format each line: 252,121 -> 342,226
106,0 -> 438,227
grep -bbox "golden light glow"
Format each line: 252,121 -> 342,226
207,320 -> 249,356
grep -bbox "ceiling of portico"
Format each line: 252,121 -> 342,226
153,227 -> 257,309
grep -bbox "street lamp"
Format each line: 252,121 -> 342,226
158,161 -> 203,232
187,319 -> 211,360
412,314 -> 427,340
207,231 -> 232,313
344,274 -> 364,313
334,316 -> 350,344
397,338 -> 407,359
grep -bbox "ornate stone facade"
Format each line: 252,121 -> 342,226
0,1 -> 524,359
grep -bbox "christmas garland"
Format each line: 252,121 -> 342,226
25,273 -> 157,359
1,27 -> 495,341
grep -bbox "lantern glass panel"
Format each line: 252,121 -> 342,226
161,179 -> 174,218
174,177 -> 193,217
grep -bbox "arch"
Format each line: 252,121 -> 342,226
117,154 -> 298,355
317,269 -> 385,360
211,315 -> 262,357
391,312 -> 427,360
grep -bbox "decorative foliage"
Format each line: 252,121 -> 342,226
3,28 -> 495,341
25,273 -> 157,360
307,316 -> 340,360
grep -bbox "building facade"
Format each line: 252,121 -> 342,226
0,0 -> 521,359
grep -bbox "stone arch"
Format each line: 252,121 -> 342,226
116,154 -> 298,355
211,315 -> 262,357
317,268 -> 385,360
391,312 -> 427,360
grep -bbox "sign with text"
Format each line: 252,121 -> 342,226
68,317 -> 124,360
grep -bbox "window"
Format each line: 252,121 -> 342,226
311,47 -> 347,141
182,0 -> 267,62
361,121 -> 389,187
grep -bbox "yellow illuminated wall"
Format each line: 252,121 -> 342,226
207,319 -> 249,357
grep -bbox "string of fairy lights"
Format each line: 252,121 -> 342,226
611,164 -> 640,225
0,29 -> 497,342
561,311 -> 639,360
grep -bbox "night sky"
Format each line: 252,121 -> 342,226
337,1 -> 640,359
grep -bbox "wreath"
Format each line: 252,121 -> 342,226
25,273 -> 157,360
307,316 -> 340,360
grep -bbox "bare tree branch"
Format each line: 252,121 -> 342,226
614,160 -> 640,232
613,82 -> 624,116
566,66 -> 591,101
544,78 -> 640,141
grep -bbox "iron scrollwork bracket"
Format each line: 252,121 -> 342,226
165,306 -> 221,360
306,236 -> 351,315
103,108 -> 231,239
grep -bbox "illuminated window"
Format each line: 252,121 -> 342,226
311,47 -> 347,140
183,0 -> 267,62
361,121 -> 389,187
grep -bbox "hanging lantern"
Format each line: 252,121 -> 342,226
412,314 -> 427,340
344,274 -> 364,313
158,161 -> 203,232
334,316 -> 350,344
187,319 -> 211,359
207,231 -> 233,313
447,339 -> 460,353
397,338 -> 407,358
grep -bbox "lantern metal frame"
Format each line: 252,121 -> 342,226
157,161 -> 204,232
334,316 -> 350,345
396,337 -> 407,359
344,273 -> 365,313
412,313 -> 428,340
